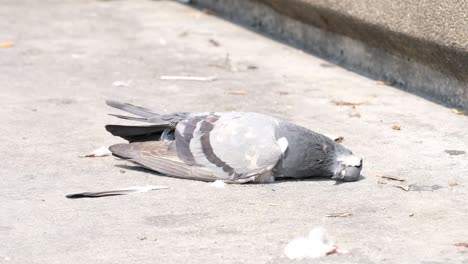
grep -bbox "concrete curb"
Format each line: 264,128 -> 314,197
192,0 -> 468,109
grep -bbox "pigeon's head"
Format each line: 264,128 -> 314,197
332,151 -> 363,182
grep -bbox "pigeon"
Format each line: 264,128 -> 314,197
105,100 -> 363,183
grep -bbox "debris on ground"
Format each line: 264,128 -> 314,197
320,63 -> 336,68
444,150 -> 466,155
160,75 -> 217,81
0,42 -> 15,48
81,146 -> 112,158
208,39 -> 220,47
112,80 -> 131,87
454,243 -> 468,247
393,185 -> 410,192
277,91 -> 289,95
247,65 -> 258,70
210,180 -> 226,188
409,213 -> 414,217
448,180 -> 459,187
375,80 -> 394,86
391,124 -> 401,130
378,175 -> 406,182
284,227 -> 347,259
451,109 -> 467,115
348,109 -> 361,118
66,185 -> 169,199
325,212 -> 353,218
224,90 -> 246,95
410,184 -> 442,192
178,31 -> 188,37
333,100 -> 368,107
334,137 -> 344,143
120,170 -> 126,174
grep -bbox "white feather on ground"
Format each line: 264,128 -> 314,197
66,185 -> 169,199
284,227 -> 340,259
83,146 -> 112,157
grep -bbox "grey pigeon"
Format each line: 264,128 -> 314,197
105,100 -> 363,183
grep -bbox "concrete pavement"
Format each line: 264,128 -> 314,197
1,1 -> 467,263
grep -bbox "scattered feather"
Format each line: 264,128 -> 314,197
325,212 -> 353,217
82,146 -> 112,158
160,75 -> 217,81
66,185 -> 169,199
210,180 -> 226,188
284,227 -> 345,259
224,90 -> 246,95
0,42 -> 15,48
391,124 -> 401,130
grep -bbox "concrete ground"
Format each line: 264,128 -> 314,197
1,1 -> 467,263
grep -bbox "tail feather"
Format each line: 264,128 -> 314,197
106,100 -> 188,124
106,100 -> 158,118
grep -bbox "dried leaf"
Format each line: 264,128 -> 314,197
224,90 -> 246,95
378,175 -> 406,182
208,39 -> 220,47
0,42 -> 15,48
391,124 -> 401,130
451,109 -> 467,115
454,243 -> 468,247
334,137 -> 344,143
333,100 -> 368,106
394,185 -> 410,192
325,212 -> 353,217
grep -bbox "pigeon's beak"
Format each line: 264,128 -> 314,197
332,158 -> 363,182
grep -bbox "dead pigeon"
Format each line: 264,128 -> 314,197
105,100 -> 363,183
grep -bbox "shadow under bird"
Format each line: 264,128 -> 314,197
105,100 -> 363,183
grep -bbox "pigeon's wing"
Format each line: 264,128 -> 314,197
174,112 -> 286,182
110,141 -> 221,182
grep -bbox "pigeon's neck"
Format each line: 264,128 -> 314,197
273,122 -> 341,179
